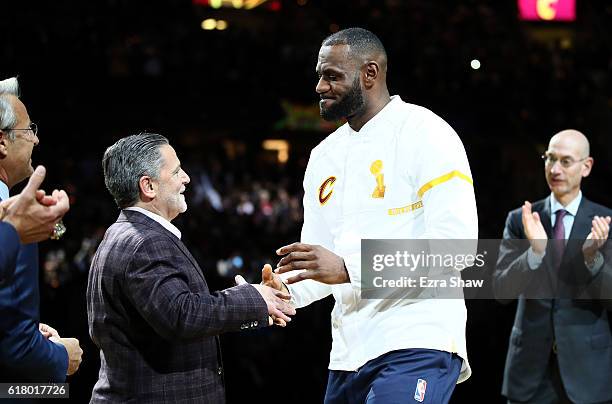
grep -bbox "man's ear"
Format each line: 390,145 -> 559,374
582,157 -> 594,178
362,61 -> 380,89
139,176 -> 156,200
0,130 -> 9,159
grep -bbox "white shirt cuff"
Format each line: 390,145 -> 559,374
527,248 -> 545,270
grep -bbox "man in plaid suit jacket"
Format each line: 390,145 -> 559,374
87,133 -> 294,403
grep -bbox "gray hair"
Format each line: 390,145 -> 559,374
0,77 -> 21,141
102,133 -> 169,208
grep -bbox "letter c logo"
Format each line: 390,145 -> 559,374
319,176 -> 336,205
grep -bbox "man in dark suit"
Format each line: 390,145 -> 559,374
88,133 -> 295,403
0,77 -> 83,383
495,129 -> 612,404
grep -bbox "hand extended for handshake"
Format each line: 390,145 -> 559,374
39,323 -> 83,376
235,265 -> 295,327
235,243 -> 350,328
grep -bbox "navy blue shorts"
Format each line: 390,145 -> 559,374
324,349 -> 462,404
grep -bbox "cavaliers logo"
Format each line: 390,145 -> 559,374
318,176 -> 336,205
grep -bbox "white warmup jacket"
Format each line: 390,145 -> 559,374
283,96 -> 478,383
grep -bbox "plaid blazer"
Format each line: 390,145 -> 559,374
87,210 -> 268,403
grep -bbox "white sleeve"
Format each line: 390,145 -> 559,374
410,115 -> 478,253
280,152 -> 333,308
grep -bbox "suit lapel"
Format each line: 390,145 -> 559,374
166,236 -> 207,284
562,197 -> 592,266
535,196 -> 560,291
540,196 -> 553,238
118,210 -> 207,284
568,197 -> 592,240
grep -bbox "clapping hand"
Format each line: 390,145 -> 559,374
0,166 -> 69,244
521,201 -> 547,255
582,215 -> 611,263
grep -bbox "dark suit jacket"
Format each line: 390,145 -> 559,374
87,210 -> 269,403
0,200 -> 69,383
0,222 -> 19,282
495,195 -> 612,403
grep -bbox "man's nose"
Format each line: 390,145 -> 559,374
316,77 -> 329,94
549,161 -> 562,174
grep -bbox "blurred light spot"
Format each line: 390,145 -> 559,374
232,256 -> 244,268
268,0 -> 281,11
209,0 -> 222,8
216,19 -> 228,30
560,37 -> 572,49
263,139 -> 290,164
470,59 -> 481,70
201,18 -> 217,30
232,0 -> 243,8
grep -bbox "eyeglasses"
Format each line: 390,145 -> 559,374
8,122 -> 38,138
541,153 -> 587,168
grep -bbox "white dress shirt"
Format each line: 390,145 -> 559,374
0,180 -> 9,201
124,207 -> 182,239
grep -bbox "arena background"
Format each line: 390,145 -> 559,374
2,0 -> 612,402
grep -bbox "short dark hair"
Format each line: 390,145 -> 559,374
322,27 -> 387,62
102,133 -> 168,208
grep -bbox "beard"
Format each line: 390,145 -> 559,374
320,75 -> 366,121
163,192 -> 188,221
174,194 -> 188,214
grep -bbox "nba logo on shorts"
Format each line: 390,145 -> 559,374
414,378 -> 427,402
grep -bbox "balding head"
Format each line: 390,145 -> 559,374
549,129 -> 590,158
544,129 -> 593,205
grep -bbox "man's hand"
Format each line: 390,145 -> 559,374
262,264 -> 288,294
582,216 -> 611,263
0,166 -> 70,244
274,242 -> 349,285
49,337 -> 83,376
39,323 -> 60,339
521,201 -> 547,255
235,272 -> 295,325
261,264 -> 289,327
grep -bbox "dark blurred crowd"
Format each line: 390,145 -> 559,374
3,0 -> 612,402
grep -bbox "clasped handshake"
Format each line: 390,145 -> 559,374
234,242 -> 351,327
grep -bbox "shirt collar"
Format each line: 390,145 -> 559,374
125,206 -> 182,239
550,191 -> 582,217
346,95 -> 402,135
0,180 -> 9,201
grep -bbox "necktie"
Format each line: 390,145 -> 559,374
552,209 -> 567,269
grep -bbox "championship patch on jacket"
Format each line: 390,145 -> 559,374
370,160 -> 385,198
